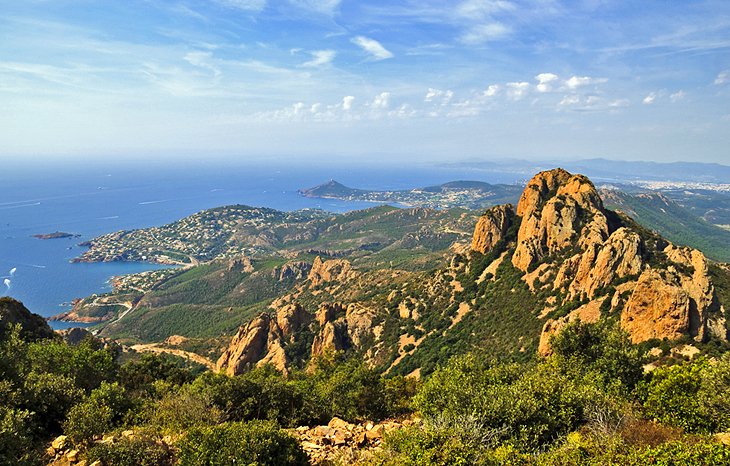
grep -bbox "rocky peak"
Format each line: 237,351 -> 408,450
511,169 -> 608,272
471,204 -> 514,254
469,168 -> 724,354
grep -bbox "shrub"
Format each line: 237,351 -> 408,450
176,420 -> 308,466
550,320 -> 644,393
64,382 -> 131,445
623,438 -> 730,466
641,360 -> 711,432
26,339 -> 116,392
87,432 -> 175,466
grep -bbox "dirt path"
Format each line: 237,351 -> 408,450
130,343 -> 216,370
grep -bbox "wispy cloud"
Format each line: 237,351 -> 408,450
506,81 -> 530,100
289,0 -> 341,15
459,23 -> 511,44
351,36 -> 394,60
301,50 -> 336,67
715,70 -> 730,85
643,92 -> 657,105
216,0 -> 267,12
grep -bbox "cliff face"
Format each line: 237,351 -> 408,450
216,303 -> 311,376
471,168 -> 722,353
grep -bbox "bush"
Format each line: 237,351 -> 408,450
550,320 -> 644,394
190,367 -> 305,427
176,420 -> 308,466
26,339 -> 116,392
366,424 -> 482,466
641,360 -> 711,432
147,383 -> 223,431
64,382 -> 131,445
623,438 -> 730,466
414,354 -> 620,451
119,353 -> 195,395
87,432 -> 175,466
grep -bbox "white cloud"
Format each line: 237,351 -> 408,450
389,103 -> 416,119
608,99 -> 630,108
351,36 -> 394,60
371,92 -> 391,109
342,96 -> 354,110
460,23 -> 511,44
424,88 -> 453,105
506,81 -> 530,100
535,72 -> 558,93
301,49 -> 336,67
643,92 -> 657,105
483,84 -> 500,97
288,0 -> 341,15
184,51 -> 221,77
559,95 -> 580,106
216,0 -> 267,12
564,75 -> 606,89
714,70 -> 729,85
669,90 -> 685,102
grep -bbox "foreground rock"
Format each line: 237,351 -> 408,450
292,417 -> 414,465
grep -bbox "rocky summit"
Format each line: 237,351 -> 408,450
216,168 -> 729,376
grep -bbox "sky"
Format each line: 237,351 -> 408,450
1,0 -> 730,164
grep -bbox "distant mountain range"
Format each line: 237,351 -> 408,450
439,158 -> 730,183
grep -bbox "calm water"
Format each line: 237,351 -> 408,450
0,159 -> 522,323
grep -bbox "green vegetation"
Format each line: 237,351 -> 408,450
4,304 -> 730,465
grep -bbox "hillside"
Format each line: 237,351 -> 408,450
209,168 -> 730,377
69,205 -> 478,340
601,189 -> 730,262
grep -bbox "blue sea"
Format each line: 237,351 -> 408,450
0,158 -> 523,326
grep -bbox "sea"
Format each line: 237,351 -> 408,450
0,158 -> 524,328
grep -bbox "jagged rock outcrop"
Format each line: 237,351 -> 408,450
227,256 -> 254,273
309,257 -> 354,287
273,261 -> 311,281
620,246 -> 719,343
621,269 -> 691,343
216,303 -> 311,376
310,302 -> 377,359
469,168 -> 723,353
538,298 -> 605,356
512,169 -> 608,272
471,204 -> 514,254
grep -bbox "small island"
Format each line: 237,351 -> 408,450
33,231 -> 81,240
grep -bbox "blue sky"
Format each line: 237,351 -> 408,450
1,0 -> 729,163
